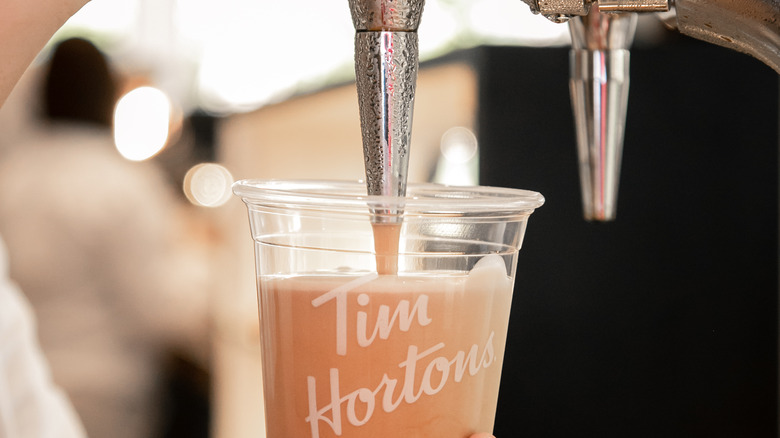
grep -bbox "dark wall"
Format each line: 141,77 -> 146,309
475,39 -> 779,437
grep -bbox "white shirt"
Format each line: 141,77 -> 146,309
0,235 -> 86,438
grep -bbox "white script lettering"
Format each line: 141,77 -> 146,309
304,332 -> 497,438
311,274 -> 378,356
311,275 -> 432,356
356,292 -> 432,348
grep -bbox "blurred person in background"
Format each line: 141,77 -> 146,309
1,1 -> 211,436
0,36 -> 206,438
1,2 -> 96,436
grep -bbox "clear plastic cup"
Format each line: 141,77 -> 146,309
233,179 -> 544,438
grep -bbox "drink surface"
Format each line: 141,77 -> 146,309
257,257 -> 513,438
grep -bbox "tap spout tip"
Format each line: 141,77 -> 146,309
569,8 -> 637,222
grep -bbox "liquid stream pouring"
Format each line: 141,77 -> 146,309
348,0 -> 425,274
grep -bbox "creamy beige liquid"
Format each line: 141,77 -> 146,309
257,258 -> 513,438
371,222 -> 401,276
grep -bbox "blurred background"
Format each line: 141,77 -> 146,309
0,0 -> 776,437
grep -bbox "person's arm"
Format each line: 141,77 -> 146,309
0,0 -> 89,106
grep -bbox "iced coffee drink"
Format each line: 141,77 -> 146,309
233,180 -> 543,438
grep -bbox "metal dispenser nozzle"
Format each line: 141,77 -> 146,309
348,0 -> 425,222
522,0 -> 776,221
569,6 -> 637,221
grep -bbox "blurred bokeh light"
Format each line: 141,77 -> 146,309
434,126 -> 479,186
113,86 -> 172,161
183,163 -> 234,207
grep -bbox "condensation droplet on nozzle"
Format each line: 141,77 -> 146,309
183,163 -> 234,207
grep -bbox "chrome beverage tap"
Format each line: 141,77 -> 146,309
525,0 -> 778,220
348,0 -> 425,224
569,7 -> 637,221
348,0 -> 777,223
521,0 -> 779,70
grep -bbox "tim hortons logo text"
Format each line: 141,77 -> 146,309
305,274 -> 496,438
